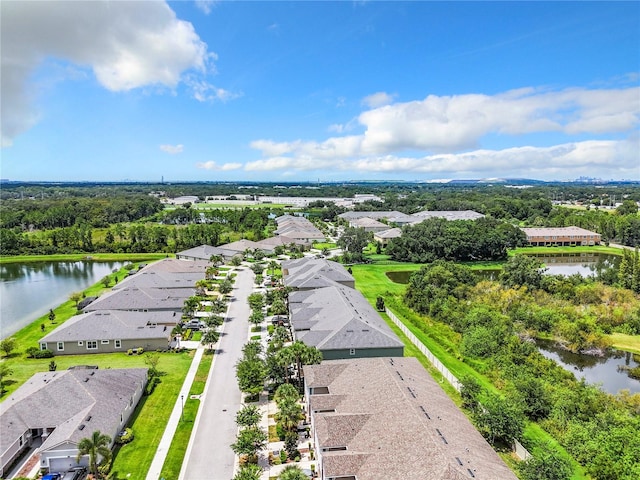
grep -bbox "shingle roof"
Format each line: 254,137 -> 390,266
288,285 -> 403,351
40,310 -> 177,343
282,258 -> 354,289
305,357 -> 518,480
521,226 -> 600,237
1,369 -> 147,459
349,218 -> 388,228
175,245 -> 230,261
83,286 -> 192,311
374,227 -> 402,239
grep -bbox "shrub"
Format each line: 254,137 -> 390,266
25,346 -> 39,358
127,349 -> 134,355
267,325 -> 275,335
137,347 -> 144,354
33,349 -> 53,359
145,376 -> 161,395
276,423 -> 286,441
116,427 -> 134,444
279,449 -> 287,464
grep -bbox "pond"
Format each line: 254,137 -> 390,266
385,252 -> 620,284
0,261 -> 126,338
536,339 -> 640,394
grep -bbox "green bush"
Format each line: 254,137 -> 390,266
127,349 -> 134,355
137,347 -> 144,354
145,376 -> 161,395
116,427 -> 135,445
31,349 -> 53,359
183,329 -> 193,341
276,423 -> 286,441
279,449 -> 287,464
25,346 -> 39,358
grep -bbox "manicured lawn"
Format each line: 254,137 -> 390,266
110,350 -> 195,479
511,245 -> 622,256
0,252 -> 169,264
312,242 -> 338,250
158,350 -> 214,480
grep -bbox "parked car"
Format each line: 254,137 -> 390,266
183,319 -> 206,331
42,474 -> 62,480
62,466 -> 87,480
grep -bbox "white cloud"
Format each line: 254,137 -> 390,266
361,91 -> 396,108
195,1 -> 218,15
249,86 -> 640,163
0,1 -> 230,146
160,144 -> 184,154
187,78 -> 242,103
245,138 -> 639,179
196,161 -> 242,171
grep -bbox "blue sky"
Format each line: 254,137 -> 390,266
1,1 -> 639,182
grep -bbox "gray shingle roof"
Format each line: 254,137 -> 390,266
412,210 -> 485,221
282,258 -> 354,289
1,369 -> 147,459
40,310 -> 177,343
305,357 -> 518,480
83,286 -> 192,311
288,285 -> 403,351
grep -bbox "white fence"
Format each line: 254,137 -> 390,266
385,306 -> 532,461
385,307 -> 462,391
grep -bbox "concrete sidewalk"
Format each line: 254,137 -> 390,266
145,345 -> 205,480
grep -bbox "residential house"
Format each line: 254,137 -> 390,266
411,210 -> 485,221
288,284 -> 404,359
373,227 -> 402,247
347,217 -> 389,233
0,369 -> 147,476
175,244 -> 236,262
39,310 -> 177,355
304,357 -> 518,480
281,258 -> 355,290
82,286 -> 193,313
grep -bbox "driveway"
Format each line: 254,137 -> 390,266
180,268 -> 253,480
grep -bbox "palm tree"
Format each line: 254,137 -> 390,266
275,399 -> 304,433
76,430 -> 112,478
202,329 -> 220,351
233,464 -> 262,480
209,254 -> 223,266
279,341 -> 322,387
195,279 -> 209,296
278,465 -> 308,480
268,260 -> 279,276
274,383 -> 299,407
182,296 -> 200,317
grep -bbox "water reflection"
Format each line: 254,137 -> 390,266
536,339 -> 640,394
0,261 -> 125,337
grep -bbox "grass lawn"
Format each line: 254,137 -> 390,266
312,242 -> 338,250
0,252 -> 170,264
608,333 -> 640,354
110,350 -> 195,479
511,245 -> 622,256
158,350 -> 214,480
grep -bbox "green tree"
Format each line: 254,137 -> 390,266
375,296 -> 385,311
233,464 -> 263,480
274,383 -> 299,407
500,254 -> 546,290
278,464 -> 308,480
76,430 -> 112,478
518,445 -> 572,480
235,405 -> 261,429
0,337 -> 17,358
616,200 -> 639,215
182,296 -> 201,317
247,293 -> 265,310
202,329 -> 221,350
476,394 -> 525,445
219,278 -> 234,295
230,426 -> 267,458
48,309 -> 56,324
236,357 -> 267,397
277,341 -> 322,387
100,275 -> 110,288
337,226 -> 372,261
0,362 -> 14,394
69,291 -> 83,308
249,309 -> 265,327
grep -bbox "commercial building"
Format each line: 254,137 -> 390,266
521,226 -> 601,246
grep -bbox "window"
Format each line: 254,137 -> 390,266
78,341 -> 83,346
349,348 -> 356,356
101,340 -> 109,344
115,340 -> 122,349
87,341 -> 98,350
40,343 -> 47,351
57,342 -> 64,351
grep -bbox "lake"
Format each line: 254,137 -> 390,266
536,339 -> 640,394
385,252 -> 620,284
0,261 -> 126,338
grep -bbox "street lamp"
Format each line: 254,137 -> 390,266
181,394 -> 184,422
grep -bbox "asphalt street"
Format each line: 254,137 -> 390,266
180,267 -> 253,480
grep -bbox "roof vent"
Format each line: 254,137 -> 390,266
86,415 -> 92,422
78,424 -> 85,430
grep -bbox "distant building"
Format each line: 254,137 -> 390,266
411,210 -> 485,221
305,357 -> 518,480
347,217 -> 389,233
521,226 -> 601,246
373,227 -> 402,247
